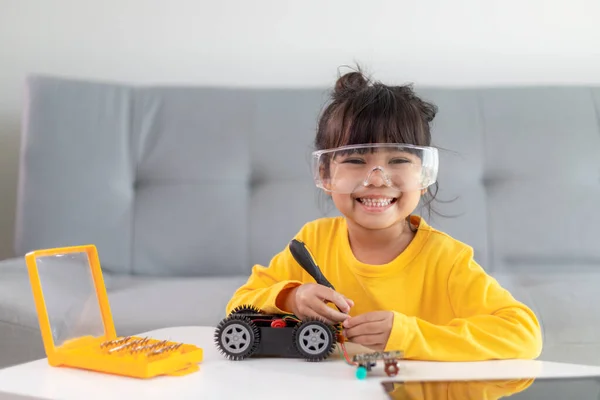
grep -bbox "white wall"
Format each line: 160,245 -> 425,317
1,0 -> 599,259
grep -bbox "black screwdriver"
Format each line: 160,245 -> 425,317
288,239 -> 346,314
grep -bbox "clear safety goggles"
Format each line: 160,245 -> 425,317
311,143 -> 438,194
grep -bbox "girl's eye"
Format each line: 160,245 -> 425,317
342,158 -> 365,164
390,158 -> 411,164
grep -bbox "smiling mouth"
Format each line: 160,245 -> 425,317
356,197 -> 398,208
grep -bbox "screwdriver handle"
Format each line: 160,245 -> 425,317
288,239 -> 335,290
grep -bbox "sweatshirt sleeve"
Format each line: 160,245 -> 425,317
385,248 -> 543,361
225,238 -> 307,315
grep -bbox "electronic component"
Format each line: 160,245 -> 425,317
353,350 -> 403,379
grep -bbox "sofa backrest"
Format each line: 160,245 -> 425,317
15,76 -> 600,276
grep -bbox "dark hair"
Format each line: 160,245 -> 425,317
315,67 -> 441,222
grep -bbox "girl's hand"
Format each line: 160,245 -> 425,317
285,283 -> 353,324
342,311 -> 394,351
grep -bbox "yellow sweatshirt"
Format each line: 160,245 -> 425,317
226,215 -> 543,361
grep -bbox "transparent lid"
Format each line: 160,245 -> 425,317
26,246 -> 115,351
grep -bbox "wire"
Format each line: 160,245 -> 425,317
339,342 -> 357,366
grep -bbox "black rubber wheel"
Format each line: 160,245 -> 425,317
214,314 -> 260,360
292,319 -> 336,361
229,304 -> 262,315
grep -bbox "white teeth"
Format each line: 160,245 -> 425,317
359,198 -> 393,207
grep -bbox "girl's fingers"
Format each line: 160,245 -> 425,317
309,296 -> 349,323
300,307 -> 335,325
315,286 -> 352,313
348,333 -> 385,348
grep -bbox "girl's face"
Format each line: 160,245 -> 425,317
325,149 -> 425,231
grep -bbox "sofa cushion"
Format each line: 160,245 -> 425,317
481,87 -> 600,182
488,183 -> 600,268
16,77 -> 255,276
15,77 -> 134,274
480,87 -> 600,271
131,87 -> 254,276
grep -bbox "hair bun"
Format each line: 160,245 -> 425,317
334,71 -> 368,97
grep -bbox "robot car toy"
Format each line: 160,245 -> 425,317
214,304 -> 341,362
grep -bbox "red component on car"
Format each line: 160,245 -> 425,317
270,319 -> 286,328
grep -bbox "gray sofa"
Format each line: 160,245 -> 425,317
1,76 -> 599,369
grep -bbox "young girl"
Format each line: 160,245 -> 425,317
226,69 -> 542,361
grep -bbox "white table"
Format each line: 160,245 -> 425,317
1,326 -> 600,399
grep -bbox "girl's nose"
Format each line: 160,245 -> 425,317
362,166 -> 392,187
